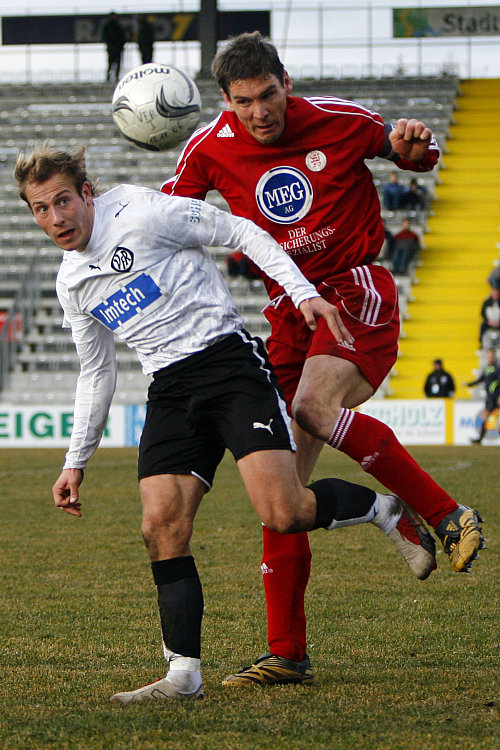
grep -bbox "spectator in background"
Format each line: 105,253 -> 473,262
480,286 -> 500,349
464,349 -> 500,443
487,266 -> 500,291
382,170 -> 406,211
391,217 -> 420,275
401,177 -> 427,212
137,14 -> 155,65
102,12 -> 126,83
424,359 -> 455,398
225,250 -> 261,280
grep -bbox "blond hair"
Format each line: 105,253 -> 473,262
14,141 -> 97,204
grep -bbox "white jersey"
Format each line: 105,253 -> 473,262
57,184 -> 318,469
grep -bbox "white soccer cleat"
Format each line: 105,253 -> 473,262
372,495 -> 437,580
110,673 -> 204,705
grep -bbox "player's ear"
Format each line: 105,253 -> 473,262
221,89 -> 233,110
283,71 -> 293,95
82,181 -> 93,205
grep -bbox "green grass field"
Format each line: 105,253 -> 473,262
1,445 -> 498,749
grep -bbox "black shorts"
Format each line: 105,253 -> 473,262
138,331 -> 295,488
485,388 -> 500,412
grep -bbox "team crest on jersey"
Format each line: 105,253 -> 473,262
255,166 -> 313,224
306,150 -> 327,172
111,247 -> 134,272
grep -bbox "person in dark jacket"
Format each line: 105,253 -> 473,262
102,12 -> 126,82
137,14 -> 154,65
382,170 -> 405,211
401,178 -> 427,211
424,359 -> 455,398
391,217 -> 420,275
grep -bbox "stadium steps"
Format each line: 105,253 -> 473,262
390,78 -> 500,399
0,77 -> 458,404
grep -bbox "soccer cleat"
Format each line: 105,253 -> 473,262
372,495 -> 437,580
435,505 -> 485,572
222,652 -> 314,687
110,675 -> 204,704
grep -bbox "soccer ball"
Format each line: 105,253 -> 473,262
112,63 -> 202,151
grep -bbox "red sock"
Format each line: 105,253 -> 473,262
328,409 -> 457,528
261,525 -> 311,662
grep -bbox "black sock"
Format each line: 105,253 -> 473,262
151,556 -> 204,659
308,478 -> 376,529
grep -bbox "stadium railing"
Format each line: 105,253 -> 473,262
0,254 -> 41,394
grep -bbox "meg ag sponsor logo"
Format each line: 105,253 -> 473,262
255,166 -> 313,224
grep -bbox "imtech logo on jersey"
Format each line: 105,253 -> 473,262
91,273 -> 162,330
256,166 -> 313,224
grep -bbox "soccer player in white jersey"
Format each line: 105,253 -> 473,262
15,142 -> 439,702
164,31 -> 485,687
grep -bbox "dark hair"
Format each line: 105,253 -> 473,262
14,141 -> 97,204
211,31 -> 285,96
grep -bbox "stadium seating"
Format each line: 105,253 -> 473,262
392,78 -> 500,399
0,76 -> 459,404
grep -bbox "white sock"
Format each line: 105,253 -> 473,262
162,646 -> 202,693
371,493 -> 402,534
166,667 -> 203,694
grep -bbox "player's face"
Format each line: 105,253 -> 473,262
223,73 -> 292,144
25,174 -> 94,253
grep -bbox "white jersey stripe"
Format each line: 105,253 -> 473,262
306,95 -> 380,117
305,96 -> 385,126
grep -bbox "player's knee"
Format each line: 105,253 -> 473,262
292,394 -> 319,435
141,512 -> 193,550
260,506 -> 303,534
292,393 -> 335,439
265,518 -> 302,534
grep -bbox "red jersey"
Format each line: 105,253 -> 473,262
163,95 -> 439,302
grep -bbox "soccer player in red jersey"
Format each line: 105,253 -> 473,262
162,31 -> 484,687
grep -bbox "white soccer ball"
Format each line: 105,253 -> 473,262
112,63 -> 202,151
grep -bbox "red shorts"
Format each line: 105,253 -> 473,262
265,264 -> 400,408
